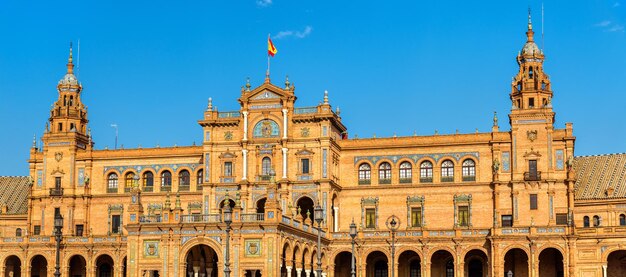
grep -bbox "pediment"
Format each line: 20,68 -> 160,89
523,148 -> 542,158
295,149 -> 315,156
252,90 -> 281,100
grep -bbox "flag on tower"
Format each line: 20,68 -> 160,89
268,36 -> 277,57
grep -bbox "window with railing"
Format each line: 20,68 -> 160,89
125,172 -> 136,188
441,160 -> 454,182
301,158 -> 310,174
501,215 -> 512,227
143,172 -> 154,192
179,170 -> 190,191
224,162 -> 233,177
378,162 -> 391,184
366,208 -> 376,229
411,207 -> 422,227
161,171 -> 172,190
457,205 -> 469,227
111,215 -> 121,234
399,162 -> 412,183
420,161 -> 433,183
262,157 -> 271,176
107,173 -> 118,193
461,159 -> 476,181
358,163 -> 371,185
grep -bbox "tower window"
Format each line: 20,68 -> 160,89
528,67 -> 534,78
58,123 -> 63,132
70,123 -> 75,131
529,98 -> 535,108
620,214 -> 626,226
583,216 -> 590,227
593,215 -> 601,227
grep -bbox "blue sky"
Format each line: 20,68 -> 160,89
0,0 -> 625,175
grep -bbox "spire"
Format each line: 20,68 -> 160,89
67,42 -> 75,75
207,97 -> 213,111
526,8 -> 535,42
323,90 -> 329,104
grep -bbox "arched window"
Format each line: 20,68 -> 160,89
107,173 -> 118,193
161,171 -> 172,187
462,159 -> 476,181
378,162 -> 391,184
262,157 -> 272,176
445,259 -> 454,277
179,170 -> 190,186
16,228 -> 22,237
196,169 -> 204,185
583,216 -> 590,227
143,172 -> 154,192
441,160 -> 454,182
420,161 -> 433,183
358,163 -> 371,185
620,214 -> 626,226
399,162 -> 412,183
125,172 -> 136,188
593,215 -> 601,227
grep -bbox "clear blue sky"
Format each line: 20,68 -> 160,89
0,0 -> 624,175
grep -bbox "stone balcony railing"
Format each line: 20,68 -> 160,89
575,226 -> 626,236
2,235 -> 127,244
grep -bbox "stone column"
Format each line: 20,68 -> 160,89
305,269 -> 311,277
602,264 -> 607,277
282,148 -> 288,179
242,149 -> 248,180
242,111 -> 249,141
296,268 -> 302,277
282,109 -> 288,139
333,207 -> 339,232
286,266 -> 292,277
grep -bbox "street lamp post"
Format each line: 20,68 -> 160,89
223,201 -> 233,277
386,215 -> 399,277
54,213 -> 64,277
314,204 -> 324,277
349,219 -> 357,277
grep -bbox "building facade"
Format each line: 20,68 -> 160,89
1,17 -> 626,277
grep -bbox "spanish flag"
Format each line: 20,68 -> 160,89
268,36 -> 277,57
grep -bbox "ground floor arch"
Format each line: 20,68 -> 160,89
4,255 -> 21,277
30,255 -> 48,277
504,248 -> 528,277
68,255 -> 87,277
538,248 -> 564,277
185,244 -> 219,277
365,251 -> 388,277
431,250 -> 454,277
95,254 -> 114,277
398,250 -> 421,277
607,250 -> 626,277
464,249 -> 488,277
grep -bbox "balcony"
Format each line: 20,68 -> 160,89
399,178 -> 412,184
462,176 -> 476,182
441,176 -> 454,182
107,187 -> 118,194
178,185 -> 190,192
379,178 -> 391,185
49,188 -> 64,196
524,171 -> 541,181
241,213 -> 265,222
160,186 -> 172,192
420,177 -> 433,183
180,214 -> 221,223
358,179 -> 371,185
139,215 -> 162,223
143,186 -> 154,192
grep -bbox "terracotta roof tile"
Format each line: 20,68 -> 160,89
574,153 -> 626,200
0,176 -> 30,214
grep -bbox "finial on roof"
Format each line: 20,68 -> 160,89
526,8 -> 535,42
67,42 -> 74,74
413,130 -> 417,136
246,77 -> 251,91
528,7 -> 533,30
285,75 -> 291,89
336,106 -> 341,116
323,90 -> 329,104
207,97 -> 213,111
32,134 -> 36,148
493,111 -> 498,127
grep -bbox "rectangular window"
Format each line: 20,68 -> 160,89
58,123 -> 63,132
529,97 -> 535,108
501,215 -> 513,227
54,207 -> 60,217
301,158 -> 310,174
76,224 -> 84,236
33,225 -> 41,235
411,207 -> 422,227
458,205 -> 469,227
556,213 -> 568,225
111,215 -> 121,234
55,177 -> 61,189
365,208 -> 376,229
530,194 -> 538,210
224,162 -> 233,177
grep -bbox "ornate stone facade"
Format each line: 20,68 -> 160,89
0,16 -> 625,277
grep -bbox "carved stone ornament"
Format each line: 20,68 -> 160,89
527,130 -> 538,142
224,131 -> 233,141
55,152 -> 63,162
301,127 -> 310,137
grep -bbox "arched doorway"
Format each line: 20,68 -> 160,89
431,250 -> 454,277
69,255 -> 87,277
334,251 -> 353,277
504,248 -> 528,277
398,250 -> 420,277
538,248 -> 564,277
291,245 -> 301,277
185,244 -> 218,277
301,248 -> 310,277
256,198 -> 267,214
4,255 -> 21,277
281,244 -> 291,277
365,251 -> 388,277
95,254 -> 114,277
30,255 -> 48,277
296,197 -> 315,222
607,250 -> 626,277
122,257 -> 127,277
464,249 -> 488,277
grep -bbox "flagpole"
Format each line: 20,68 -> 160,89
267,34 -> 271,79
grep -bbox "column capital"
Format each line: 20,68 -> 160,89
242,111 -> 249,116
282,109 -> 288,113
